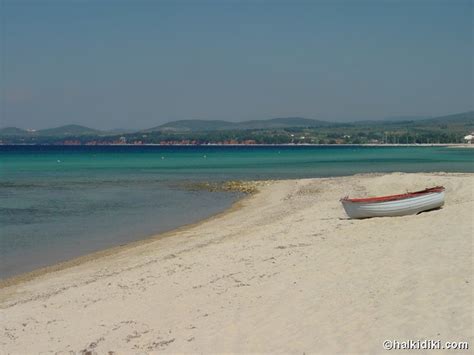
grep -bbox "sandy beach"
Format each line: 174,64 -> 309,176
1,172 -> 472,354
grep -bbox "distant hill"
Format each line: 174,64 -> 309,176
416,111 -> 474,125
382,115 -> 432,122
0,127 -> 30,136
1,111 -> 472,141
36,124 -> 103,136
237,117 -> 331,130
0,124 -> 121,138
350,111 -> 473,128
145,120 -> 237,132
146,117 -> 331,132
104,128 -> 136,135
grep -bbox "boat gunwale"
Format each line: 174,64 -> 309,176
341,186 -> 445,204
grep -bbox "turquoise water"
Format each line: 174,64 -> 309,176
1,145 -> 472,278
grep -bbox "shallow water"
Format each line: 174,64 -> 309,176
1,145 -> 472,278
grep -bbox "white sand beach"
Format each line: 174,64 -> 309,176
1,173 -> 472,354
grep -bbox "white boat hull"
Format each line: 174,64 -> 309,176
341,191 -> 445,219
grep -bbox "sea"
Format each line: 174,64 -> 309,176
1,145 -> 473,279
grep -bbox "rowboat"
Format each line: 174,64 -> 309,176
341,186 -> 445,219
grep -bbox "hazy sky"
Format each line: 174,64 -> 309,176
1,0 -> 473,129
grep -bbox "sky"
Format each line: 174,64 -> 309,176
1,0 -> 473,130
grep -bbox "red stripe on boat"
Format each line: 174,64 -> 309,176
342,186 -> 445,203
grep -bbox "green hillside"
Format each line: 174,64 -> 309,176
146,120 -> 237,132
0,127 -> 30,136
1,111 -> 472,144
36,124 -> 103,136
148,117 -> 331,132
236,117 -> 331,130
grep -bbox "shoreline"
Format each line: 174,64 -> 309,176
0,185 -> 259,289
1,172 -> 472,353
0,172 -> 469,289
1,143 -> 473,147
